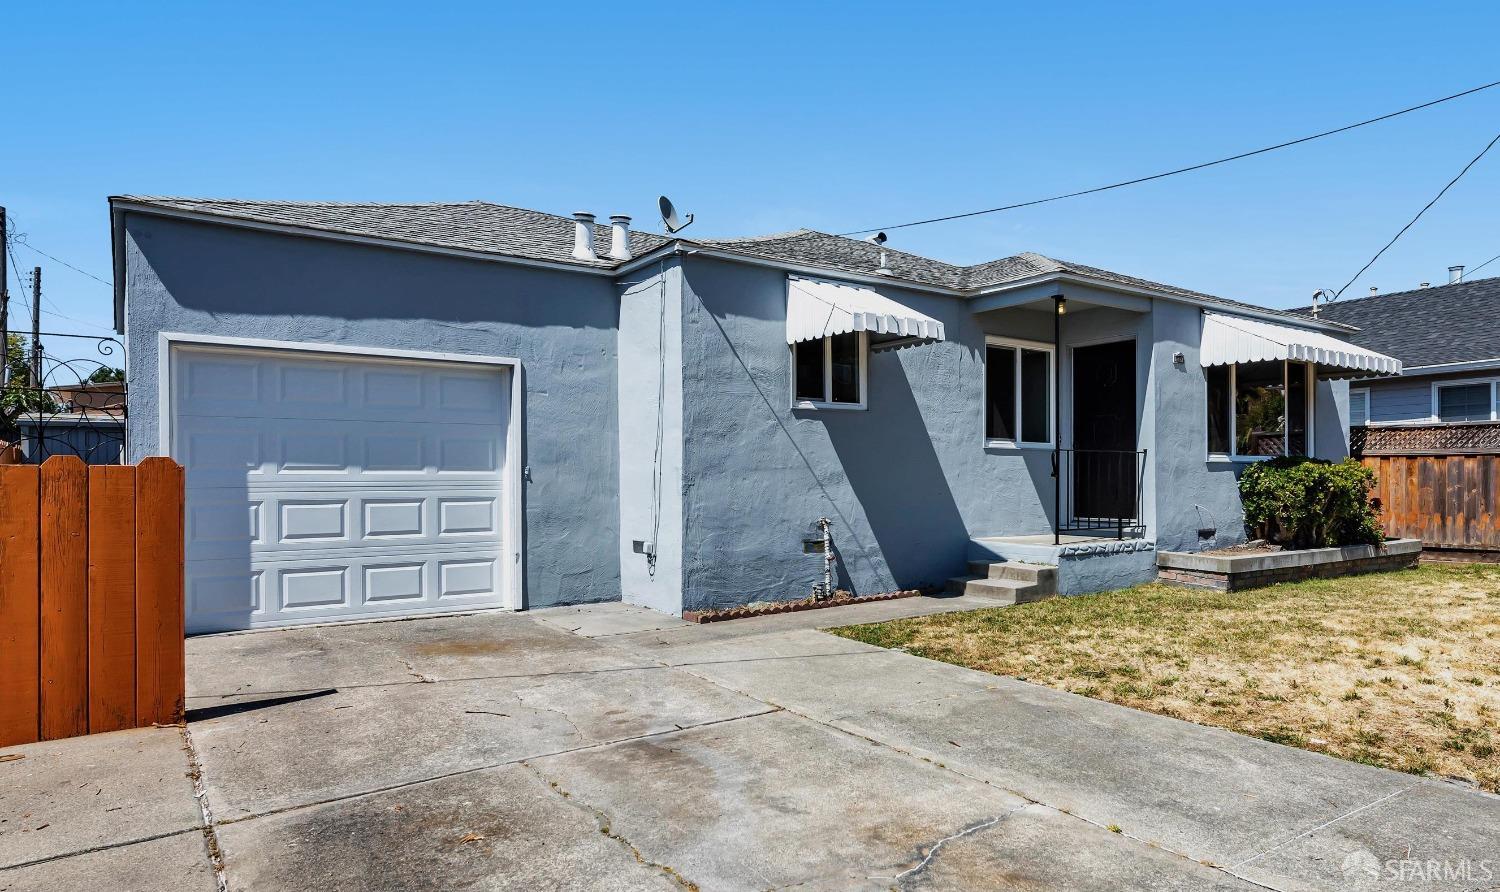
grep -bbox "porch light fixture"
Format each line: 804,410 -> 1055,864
1055,296 -> 1067,315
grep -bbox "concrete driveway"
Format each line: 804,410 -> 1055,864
3,596 -> 1495,891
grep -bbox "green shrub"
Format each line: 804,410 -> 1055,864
1239,457 -> 1383,549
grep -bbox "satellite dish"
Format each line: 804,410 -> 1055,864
659,195 -> 695,234
865,232 -> 887,245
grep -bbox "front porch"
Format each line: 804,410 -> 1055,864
972,283 -> 1154,565
966,533 -> 1159,595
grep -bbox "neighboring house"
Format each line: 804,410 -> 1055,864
14,382 -> 127,464
1306,273 -> 1500,427
109,196 -> 1401,633
17,411 -> 125,464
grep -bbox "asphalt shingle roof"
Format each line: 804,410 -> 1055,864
111,196 -> 671,269
701,229 -> 1327,325
1297,277 -> 1500,368
112,197 -> 1327,327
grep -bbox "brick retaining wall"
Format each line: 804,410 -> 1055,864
1156,540 -> 1422,592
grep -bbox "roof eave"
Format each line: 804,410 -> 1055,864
107,198 -> 624,288
969,269 -> 1356,332
109,200 -> 128,334
634,241 -> 964,296
1399,356 -> 1500,376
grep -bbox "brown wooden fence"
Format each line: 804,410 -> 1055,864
1356,423 -> 1500,554
0,456 -> 184,747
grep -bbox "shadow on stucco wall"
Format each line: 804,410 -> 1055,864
821,355 -> 971,592
681,303 -> 882,607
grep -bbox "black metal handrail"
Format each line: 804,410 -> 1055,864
1051,447 -> 1147,541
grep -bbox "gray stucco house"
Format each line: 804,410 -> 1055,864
1305,273 -> 1500,428
110,196 -> 1401,633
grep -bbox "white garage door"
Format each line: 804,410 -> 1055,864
172,344 -> 514,633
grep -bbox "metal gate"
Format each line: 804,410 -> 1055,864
1,331 -> 126,465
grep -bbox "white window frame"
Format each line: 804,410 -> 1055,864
1206,360 -> 1315,462
790,331 -> 868,410
1349,387 -> 1370,429
983,335 -> 1055,449
1429,377 -> 1500,423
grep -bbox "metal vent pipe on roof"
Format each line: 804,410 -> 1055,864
572,212 -> 597,262
608,215 -> 633,261
1450,265 -> 1465,284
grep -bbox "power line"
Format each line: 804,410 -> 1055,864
5,245 -> 33,331
1334,129 -> 1500,298
838,79 -> 1500,236
2,212 -> 114,288
2,213 -> 115,330
1465,251 -> 1500,280
12,237 -> 113,287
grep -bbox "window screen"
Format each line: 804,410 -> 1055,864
1020,348 -> 1050,443
1286,364 -> 1308,456
1235,360 -> 1286,456
1437,383 -> 1492,422
794,340 -> 824,401
829,333 -> 860,404
985,345 -> 1017,440
1206,365 -> 1231,454
1349,391 -> 1369,428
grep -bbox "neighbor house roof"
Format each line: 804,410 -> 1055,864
110,196 -> 1336,333
1299,277 -> 1500,370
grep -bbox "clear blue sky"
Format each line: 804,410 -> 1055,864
4,1 -> 1499,339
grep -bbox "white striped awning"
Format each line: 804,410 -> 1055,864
786,276 -> 945,345
1200,312 -> 1401,378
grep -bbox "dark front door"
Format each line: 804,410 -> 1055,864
1071,340 -> 1137,522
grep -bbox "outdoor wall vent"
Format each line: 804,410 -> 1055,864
608,215 -> 633,261
572,212 -> 597,262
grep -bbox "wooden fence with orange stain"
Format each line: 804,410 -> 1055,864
1361,453 -> 1500,552
0,456 -> 184,747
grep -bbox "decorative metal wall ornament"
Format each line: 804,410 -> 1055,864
1,331 -> 127,465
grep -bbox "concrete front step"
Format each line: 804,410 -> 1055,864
946,560 -> 1058,604
966,560 -> 1057,585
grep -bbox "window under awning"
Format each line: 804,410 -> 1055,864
786,276 -> 945,346
1200,312 -> 1402,379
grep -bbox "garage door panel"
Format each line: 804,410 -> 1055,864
185,488 -> 501,559
186,546 -> 504,631
178,418 -> 502,487
176,357 -> 507,426
176,347 -> 510,632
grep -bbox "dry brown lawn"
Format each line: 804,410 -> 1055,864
830,564 -> 1500,791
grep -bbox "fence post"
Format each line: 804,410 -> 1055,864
88,465 -> 137,733
0,465 -> 40,746
135,457 -> 184,726
40,456 -> 88,740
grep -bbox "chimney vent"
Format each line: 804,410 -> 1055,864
1420,282 -> 1430,289
1449,265 -> 1465,284
608,215 -> 633,261
572,212 -> 597,262
1369,286 -> 1378,296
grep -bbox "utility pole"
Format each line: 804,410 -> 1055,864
30,266 -> 41,388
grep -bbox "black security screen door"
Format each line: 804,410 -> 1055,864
1071,340 -> 1136,520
